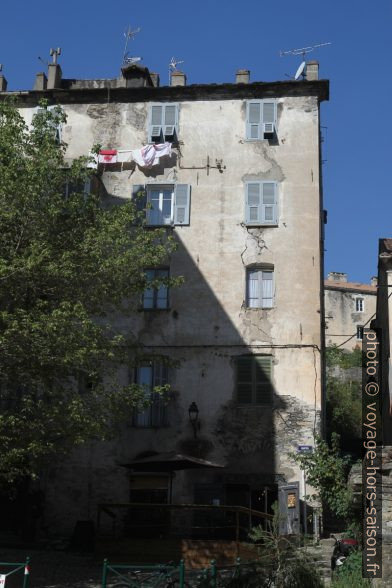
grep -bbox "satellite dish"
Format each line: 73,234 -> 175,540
294,61 -> 306,80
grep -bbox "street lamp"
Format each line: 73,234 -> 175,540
188,402 -> 200,439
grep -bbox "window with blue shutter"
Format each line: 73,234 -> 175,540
143,268 -> 170,309
148,103 -> 179,142
245,182 -> 277,225
235,355 -> 273,405
246,268 -> 274,308
245,100 -> 276,140
143,184 -> 191,226
34,104 -> 63,143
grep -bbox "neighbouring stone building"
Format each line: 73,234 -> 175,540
0,58 -> 328,538
325,271 -> 377,350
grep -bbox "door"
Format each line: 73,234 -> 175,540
278,482 -> 300,535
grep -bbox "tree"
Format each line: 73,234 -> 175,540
0,98 -> 179,485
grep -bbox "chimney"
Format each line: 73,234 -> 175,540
236,69 -> 250,84
0,74 -> 7,92
327,272 -> 347,283
150,72 -> 160,87
305,60 -> 319,81
370,276 -> 378,287
47,63 -> 62,89
170,70 -> 186,86
34,72 -> 48,91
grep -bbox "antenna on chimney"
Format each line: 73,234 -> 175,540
49,48 -> 61,65
279,42 -> 331,59
122,25 -> 141,65
169,57 -> 184,85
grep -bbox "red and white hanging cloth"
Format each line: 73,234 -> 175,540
132,142 -> 172,168
98,149 -> 118,164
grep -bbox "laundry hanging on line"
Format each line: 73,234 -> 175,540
132,142 -> 172,168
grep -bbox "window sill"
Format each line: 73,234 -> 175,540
139,308 -> 171,312
244,306 -> 274,310
244,223 -> 278,228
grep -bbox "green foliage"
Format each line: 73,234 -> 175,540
326,345 -> 362,368
249,504 -> 323,588
291,435 -> 354,521
326,377 -> 362,451
331,551 -> 370,587
0,98 -> 179,484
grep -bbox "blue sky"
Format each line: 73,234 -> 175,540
1,0 -> 391,283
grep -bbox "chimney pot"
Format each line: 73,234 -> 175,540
305,60 -> 319,81
327,272 -> 347,283
47,63 -> 62,89
170,71 -> 186,86
34,72 -> 48,91
370,276 -> 378,287
150,72 -> 160,87
0,75 -> 7,92
236,69 -> 250,84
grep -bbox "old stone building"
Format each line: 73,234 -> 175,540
325,271 -> 377,350
1,58 -> 328,538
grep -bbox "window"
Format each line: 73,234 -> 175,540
63,177 -> 91,199
235,355 -> 273,405
355,297 -> 364,312
246,100 -> 276,140
133,362 -> 168,427
143,268 -> 169,309
246,268 -> 274,308
143,184 -> 191,226
148,103 -> 179,143
245,182 -> 278,225
356,326 -> 364,341
34,104 -> 63,143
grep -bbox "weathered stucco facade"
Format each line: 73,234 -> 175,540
325,271 -> 377,350
3,62 -> 329,537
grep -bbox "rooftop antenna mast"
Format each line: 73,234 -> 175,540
122,25 -> 142,66
279,42 -> 331,79
49,48 -> 61,65
169,56 -> 184,85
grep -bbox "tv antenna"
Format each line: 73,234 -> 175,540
38,56 -> 49,67
279,42 -> 331,80
49,48 -> 61,65
122,25 -> 141,66
279,42 -> 331,59
169,56 -> 184,84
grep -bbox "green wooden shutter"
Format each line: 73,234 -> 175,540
174,184 -> 191,225
236,357 -> 253,404
245,182 -> 261,224
254,356 -> 273,404
246,101 -> 262,139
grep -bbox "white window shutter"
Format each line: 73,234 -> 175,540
261,182 -> 277,224
245,182 -> 261,224
164,104 -> 178,138
174,184 -> 190,225
246,101 -> 262,139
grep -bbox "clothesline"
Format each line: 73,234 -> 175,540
88,142 -> 172,169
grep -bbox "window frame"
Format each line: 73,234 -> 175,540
133,361 -> 169,428
145,183 -> 191,227
356,325 -> 364,341
148,103 -> 179,143
355,297 -> 364,313
244,181 -> 278,226
245,99 -> 277,141
235,355 -> 274,406
246,267 -> 275,309
142,268 -> 170,310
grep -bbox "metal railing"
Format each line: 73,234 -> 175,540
97,503 -> 273,542
0,557 -> 30,587
102,559 -> 185,587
